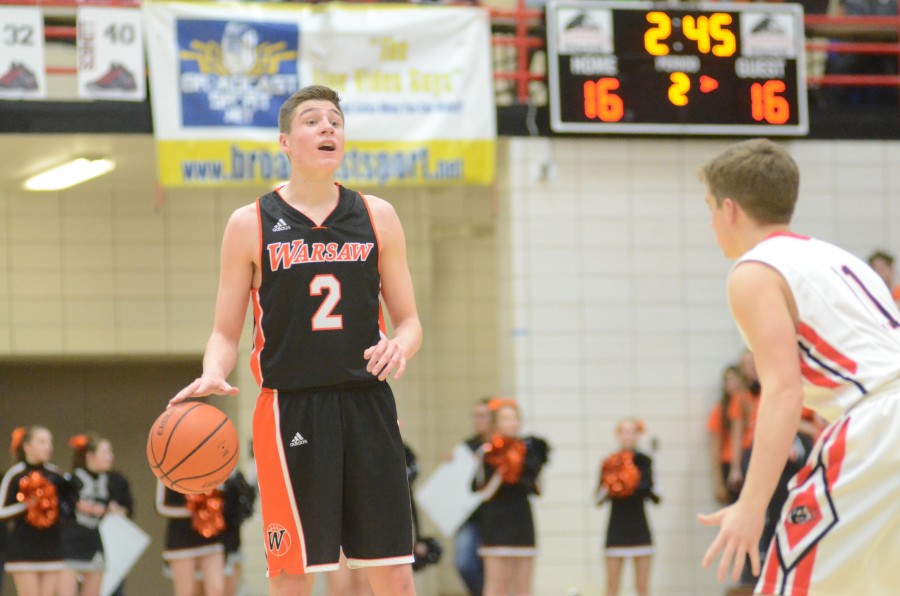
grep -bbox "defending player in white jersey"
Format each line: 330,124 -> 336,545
696,139 -> 900,595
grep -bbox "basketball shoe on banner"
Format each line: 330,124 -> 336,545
87,63 -> 137,91
0,62 -> 38,90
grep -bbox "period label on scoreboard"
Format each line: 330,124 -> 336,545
547,1 -> 809,135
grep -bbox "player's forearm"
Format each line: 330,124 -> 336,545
392,317 -> 423,360
739,387 -> 803,511
201,331 -> 240,380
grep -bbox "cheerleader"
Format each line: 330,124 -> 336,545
0,426 -> 72,596
220,469 -> 255,596
475,399 -> 550,596
59,433 -> 114,596
156,481 -> 225,596
596,418 -> 661,596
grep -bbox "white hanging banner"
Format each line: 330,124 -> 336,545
143,1 -> 496,188
0,7 -> 46,99
77,7 -> 146,101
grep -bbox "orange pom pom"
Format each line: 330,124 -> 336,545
600,451 -> 641,498
16,471 -> 59,529
186,491 -> 226,539
483,434 -> 527,484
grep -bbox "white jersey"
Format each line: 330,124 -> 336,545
736,232 -> 900,421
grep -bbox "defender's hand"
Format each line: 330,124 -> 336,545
698,501 -> 764,582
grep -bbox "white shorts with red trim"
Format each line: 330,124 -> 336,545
756,387 -> 900,595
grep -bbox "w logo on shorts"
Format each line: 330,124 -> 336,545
266,523 -> 292,557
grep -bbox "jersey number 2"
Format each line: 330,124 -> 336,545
310,274 -> 343,331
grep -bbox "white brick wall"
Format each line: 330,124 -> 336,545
498,137 -> 900,596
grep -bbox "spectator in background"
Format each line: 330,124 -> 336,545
454,398 -> 492,595
867,250 -> 900,305
707,365 -> 751,505
825,0 -> 899,106
0,467 -> 6,595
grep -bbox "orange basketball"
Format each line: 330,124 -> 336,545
147,402 -> 239,495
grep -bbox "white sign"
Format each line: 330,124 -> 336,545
98,513 -> 151,596
415,443 -> 484,537
77,7 -> 146,101
0,7 -> 46,99
142,1 -> 496,187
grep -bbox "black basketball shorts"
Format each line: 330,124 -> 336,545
253,382 -> 414,575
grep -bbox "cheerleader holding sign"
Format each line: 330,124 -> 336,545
596,418 -> 661,596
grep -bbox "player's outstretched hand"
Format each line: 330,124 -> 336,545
168,377 -> 239,408
698,501 -> 763,583
363,337 -> 407,381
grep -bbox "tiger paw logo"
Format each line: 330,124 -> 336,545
775,465 -> 837,572
266,523 -> 292,557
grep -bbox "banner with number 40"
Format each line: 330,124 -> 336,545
77,7 -> 145,101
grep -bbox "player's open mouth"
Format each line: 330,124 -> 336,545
318,143 -> 335,152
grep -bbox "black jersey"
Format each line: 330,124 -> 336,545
252,184 -> 383,390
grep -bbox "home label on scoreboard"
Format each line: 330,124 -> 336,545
547,1 -> 809,135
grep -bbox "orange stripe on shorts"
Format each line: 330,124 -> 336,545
253,389 -> 308,574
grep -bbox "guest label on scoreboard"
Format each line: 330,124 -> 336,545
547,1 -> 809,135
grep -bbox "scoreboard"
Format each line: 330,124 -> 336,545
547,1 -> 809,135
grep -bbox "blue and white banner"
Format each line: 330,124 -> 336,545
143,1 -> 496,187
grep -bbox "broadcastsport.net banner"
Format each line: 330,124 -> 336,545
143,1 -> 496,187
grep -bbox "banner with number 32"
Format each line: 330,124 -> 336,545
77,7 -> 145,101
0,7 -> 46,99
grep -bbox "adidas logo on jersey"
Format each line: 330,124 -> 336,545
272,218 -> 291,232
289,432 -> 307,447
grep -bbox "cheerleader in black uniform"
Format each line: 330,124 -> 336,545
156,481 -> 225,596
595,418 -> 661,596
59,433 -> 114,596
220,469 -> 255,596
475,399 -> 550,596
0,426 -> 72,596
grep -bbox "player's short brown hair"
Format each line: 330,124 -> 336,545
700,138 -> 799,225
278,85 -> 343,133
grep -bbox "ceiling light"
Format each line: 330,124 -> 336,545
22,158 -> 116,191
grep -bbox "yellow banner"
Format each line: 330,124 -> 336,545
157,140 -> 495,187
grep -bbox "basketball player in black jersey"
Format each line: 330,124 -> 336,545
171,85 -> 422,596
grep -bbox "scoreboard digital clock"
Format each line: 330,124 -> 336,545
547,1 -> 809,135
